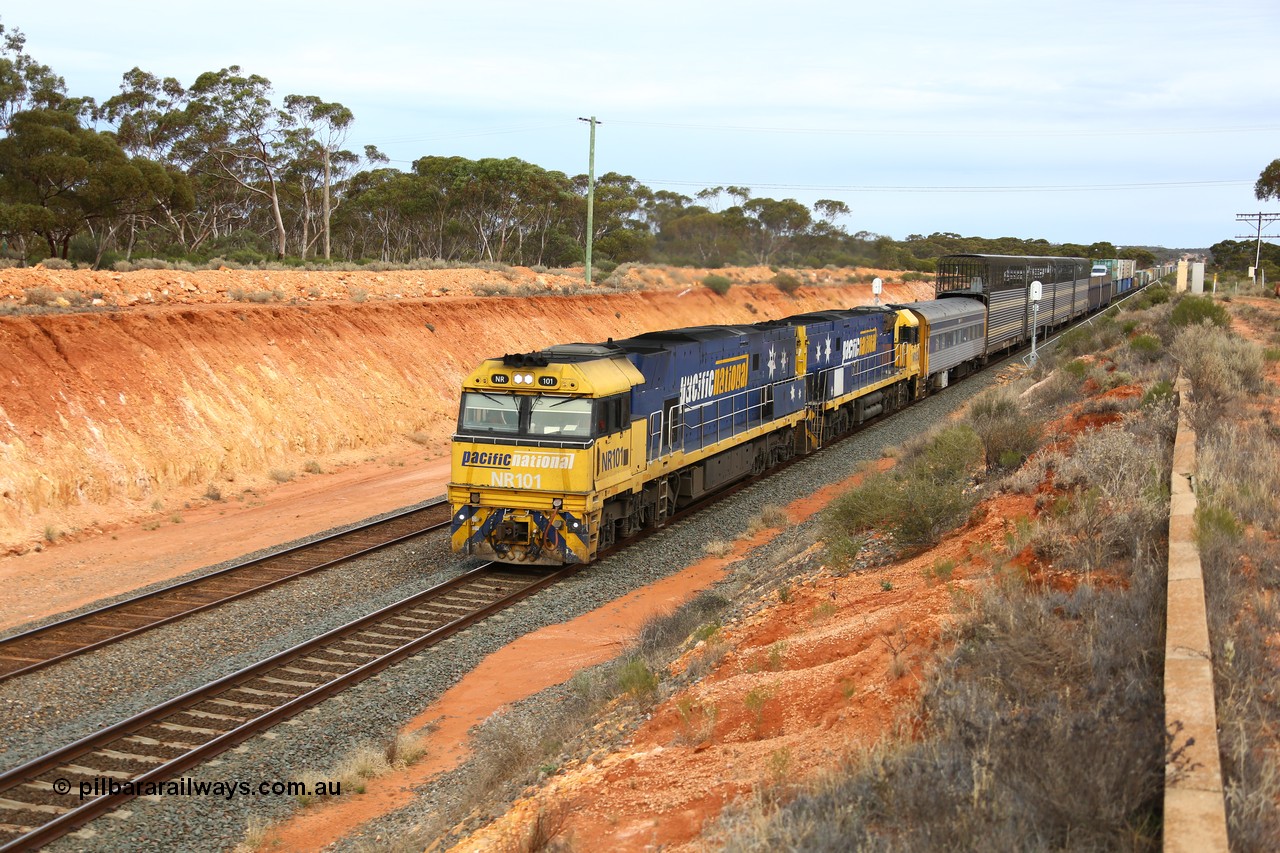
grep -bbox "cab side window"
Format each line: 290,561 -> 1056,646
595,395 -> 631,435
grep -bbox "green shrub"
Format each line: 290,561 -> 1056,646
825,425 -> 982,552
1049,322 -> 1090,356
966,390 -> 1041,473
772,271 -> 802,294
1132,285 -> 1171,308
702,274 -> 733,295
1141,379 -> 1174,407
614,656 -> 658,698
1170,294 -> 1229,328
1195,503 -> 1243,549
1128,333 -> 1162,362
1062,358 -> 1090,380
1170,325 -> 1265,433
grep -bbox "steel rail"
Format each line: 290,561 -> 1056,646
0,500 -> 451,683
0,561 -> 575,852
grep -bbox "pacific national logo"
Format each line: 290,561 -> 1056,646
679,354 -> 749,406
461,451 -> 512,468
461,451 -> 575,470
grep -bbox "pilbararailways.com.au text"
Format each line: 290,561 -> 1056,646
63,776 -> 342,801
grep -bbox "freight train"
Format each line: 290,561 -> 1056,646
449,254 -> 1144,565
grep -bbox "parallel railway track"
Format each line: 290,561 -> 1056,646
0,501 -> 452,684
0,562 -> 573,852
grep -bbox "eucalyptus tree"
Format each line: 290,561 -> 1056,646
0,108 -> 178,260
335,166 -> 409,261
640,189 -> 694,236
662,208 -> 730,265
98,68 -> 198,254
0,20 -> 90,129
742,197 -> 811,265
813,198 -> 850,227
281,95 -> 384,260
1255,159 -> 1280,202
181,66 -> 293,258
427,156 -> 575,264
583,171 -> 652,262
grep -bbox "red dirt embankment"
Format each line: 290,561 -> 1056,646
0,266 -> 928,554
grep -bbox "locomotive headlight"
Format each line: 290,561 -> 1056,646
523,373 -> 535,384
552,497 -> 563,509
513,374 -> 524,384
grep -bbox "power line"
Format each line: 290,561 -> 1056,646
638,178 -> 1250,194
608,119 -> 1280,139
365,115 -> 1278,153
372,122 -> 565,146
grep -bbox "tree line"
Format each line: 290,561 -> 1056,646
0,19 -> 1166,273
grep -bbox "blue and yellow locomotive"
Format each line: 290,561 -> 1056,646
448,306 -> 927,565
449,254 -> 1142,566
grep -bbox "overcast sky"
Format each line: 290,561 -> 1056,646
10,0 -> 1280,249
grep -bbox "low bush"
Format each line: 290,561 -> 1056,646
722,407 -> 1172,850
634,591 -> 730,661
824,424 -> 982,555
1170,324 -> 1265,433
23,286 -> 58,306
1034,423 -> 1169,571
966,390 -> 1041,473
1054,325 -> 1095,358
772,271 -> 802,294
719,564 -> 1167,851
1128,333 -> 1162,362
1197,408 -> 1280,846
1198,419 -> 1280,534
1170,294 -> 1230,328
1142,379 -> 1175,408
702,274 -> 733,295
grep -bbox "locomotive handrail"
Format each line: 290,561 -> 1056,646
651,343 -> 915,462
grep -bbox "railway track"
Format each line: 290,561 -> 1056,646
0,562 -> 573,852
0,501 -> 452,684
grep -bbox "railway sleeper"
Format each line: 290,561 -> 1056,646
230,684 -> 298,701
91,748 -> 167,766
297,656 -> 353,671
54,763 -> 131,780
6,785 -> 76,809
207,696 -> 282,712
181,705 -> 252,724
323,645 -> 385,660
342,636 -> 404,651
121,734 -> 200,754
154,722 -> 222,732
257,674 -> 325,689
0,797 -> 67,816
